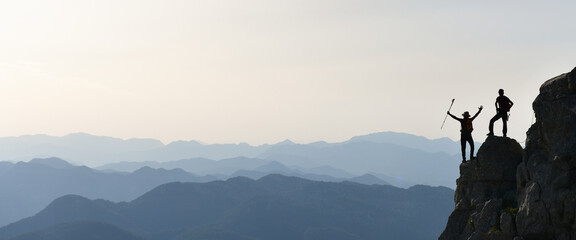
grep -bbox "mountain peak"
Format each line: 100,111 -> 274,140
440,66 -> 576,240
28,157 -> 74,169
276,139 -> 295,145
349,173 -> 390,186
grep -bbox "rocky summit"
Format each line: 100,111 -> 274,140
439,136 -> 524,240
440,66 -> 576,240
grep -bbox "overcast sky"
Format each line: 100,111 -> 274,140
1,0 -> 575,145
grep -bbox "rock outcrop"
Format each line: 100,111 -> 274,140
440,66 -> 576,240
439,136 -> 524,240
516,66 -> 576,239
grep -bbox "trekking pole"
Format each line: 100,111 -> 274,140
441,99 -> 455,129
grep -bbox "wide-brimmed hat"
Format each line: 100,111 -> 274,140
462,111 -> 470,117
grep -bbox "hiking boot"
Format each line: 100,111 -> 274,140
487,132 -> 494,136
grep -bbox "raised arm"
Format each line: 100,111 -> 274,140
471,106 -> 483,120
447,111 -> 459,120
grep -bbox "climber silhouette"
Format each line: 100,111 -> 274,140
448,106 -> 483,163
488,89 -> 513,137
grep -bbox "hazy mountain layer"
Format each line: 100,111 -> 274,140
0,175 -> 454,240
97,141 -> 460,188
0,158 -> 216,227
0,132 -> 460,167
259,141 -> 459,187
0,157 -> 391,228
0,131 -> 462,189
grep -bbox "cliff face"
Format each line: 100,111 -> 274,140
516,67 -> 576,239
440,66 -> 576,240
439,136 -> 524,240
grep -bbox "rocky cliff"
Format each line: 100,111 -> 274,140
440,66 -> 576,240
438,136 -> 524,240
516,66 -> 576,239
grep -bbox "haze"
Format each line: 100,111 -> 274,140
1,0 -> 575,145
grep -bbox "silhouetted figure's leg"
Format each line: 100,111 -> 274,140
502,113 -> 508,137
468,137 -> 475,159
489,112 -> 502,135
460,135 -> 466,162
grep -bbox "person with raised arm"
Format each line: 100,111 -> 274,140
448,106 -> 483,163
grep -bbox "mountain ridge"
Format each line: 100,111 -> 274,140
0,157 -> 394,228
0,174 -> 454,240
0,131 -> 461,166
0,158 -> 216,227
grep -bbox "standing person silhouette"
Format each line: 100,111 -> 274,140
448,106 -> 483,163
488,89 -> 514,137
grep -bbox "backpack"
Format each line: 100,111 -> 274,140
465,119 -> 473,132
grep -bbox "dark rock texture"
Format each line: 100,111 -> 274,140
441,66 -> 576,240
439,136 -> 523,240
516,66 -> 576,240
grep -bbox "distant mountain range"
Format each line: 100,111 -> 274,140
0,131 -> 462,166
0,174 -> 454,240
83,131 -> 462,186
96,156 -> 390,185
0,133 -> 265,166
258,140 -> 458,187
0,158 -> 214,227
0,158 -> 390,227
0,131 -> 466,231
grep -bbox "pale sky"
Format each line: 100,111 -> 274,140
1,0 -> 575,145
